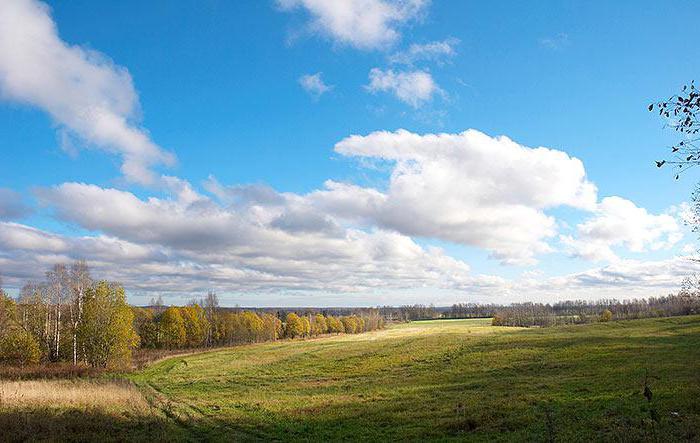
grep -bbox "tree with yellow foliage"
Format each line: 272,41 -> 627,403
327,316 -> 345,334
599,309 -> 613,322
160,306 -> 186,349
311,313 -> 328,336
284,312 -> 305,338
0,289 -> 40,366
240,311 -> 264,343
261,313 -> 283,341
181,304 -> 209,347
341,316 -> 358,334
301,316 -> 311,338
78,281 -> 139,368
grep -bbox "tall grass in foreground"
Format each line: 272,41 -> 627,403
0,379 -> 182,442
0,379 -> 146,409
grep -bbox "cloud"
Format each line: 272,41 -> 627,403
8,172 -> 693,300
0,188 -> 32,220
523,256 -> 698,301
311,129 -> 597,265
27,180 -> 490,294
0,0 -> 175,185
539,33 -> 570,50
277,0 -> 429,50
388,38 -> 458,65
2,213 -> 696,303
299,72 -> 333,98
561,196 -> 682,261
203,176 -> 286,207
366,68 -> 442,107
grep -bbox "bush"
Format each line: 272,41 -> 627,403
0,329 -> 41,366
599,309 -> 613,322
492,314 -> 505,326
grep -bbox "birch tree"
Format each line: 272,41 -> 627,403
68,260 -> 91,364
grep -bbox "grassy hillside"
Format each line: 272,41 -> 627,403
125,316 -> 700,441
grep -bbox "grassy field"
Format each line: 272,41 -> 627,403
2,316 -> 699,441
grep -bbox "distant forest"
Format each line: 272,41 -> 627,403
383,290 -> 700,327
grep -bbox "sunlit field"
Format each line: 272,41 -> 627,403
123,316 -> 700,441
2,317 -> 699,441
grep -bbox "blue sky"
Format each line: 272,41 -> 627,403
0,0 -> 699,306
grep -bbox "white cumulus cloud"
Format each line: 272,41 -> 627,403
0,0 -> 175,185
299,72 -> 333,97
277,0 -> 429,50
366,68 -> 441,107
309,129 -> 598,265
561,196 -> 682,262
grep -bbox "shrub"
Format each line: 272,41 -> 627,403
0,329 -> 41,366
492,314 -> 505,326
599,309 -> 613,322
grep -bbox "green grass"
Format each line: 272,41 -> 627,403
126,316 -> 700,441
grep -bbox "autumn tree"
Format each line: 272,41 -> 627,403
301,316 -> 311,338
0,286 -> 40,366
0,328 -> 41,366
182,304 -> 209,347
311,313 -> 328,336
284,313 -> 305,338
0,286 -> 40,367
0,279 -> 14,332
327,316 -> 345,334
17,282 -> 48,360
78,281 -> 139,368
159,307 -> 186,349
240,311 -> 264,343
132,307 -> 158,348
261,313 -> 283,341
341,316 -> 358,334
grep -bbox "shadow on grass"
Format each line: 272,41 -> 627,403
0,408 -> 188,443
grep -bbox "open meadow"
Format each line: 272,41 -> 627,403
2,316 -> 699,442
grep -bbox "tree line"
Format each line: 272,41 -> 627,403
134,295 -> 384,350
375,291 -> 700,326
0,262 -> 384,368
491,292 -> 700,327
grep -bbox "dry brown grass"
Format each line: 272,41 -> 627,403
0,379 -> 149,412
0,362 -> 104,380
0,378 -> 185,441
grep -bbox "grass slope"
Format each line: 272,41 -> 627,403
128,316 -> 700,441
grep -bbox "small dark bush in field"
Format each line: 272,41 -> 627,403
599,309 -> 613,322
491,314 -> 504,326
639,370 -> 662,440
